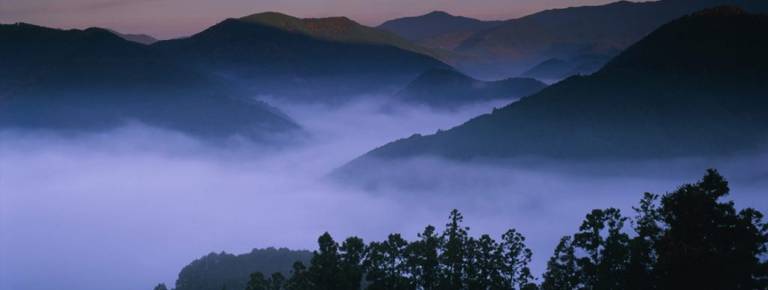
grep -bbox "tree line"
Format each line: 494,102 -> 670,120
157,169 -> 768,290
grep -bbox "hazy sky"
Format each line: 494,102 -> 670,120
0,0 -> 625,38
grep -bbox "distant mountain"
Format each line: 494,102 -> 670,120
107,29 -> 158,44
522,54 -> 611,83
396,68 -> 546,108
449,0 -> 768,78
346,7 -> 768,166
153,13 -> 449,101
378,11 -> 502,50
173,248 -> 312,290
0,23 -> 299,139
239,12 -> 433,56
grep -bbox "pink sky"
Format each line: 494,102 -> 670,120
0,0 -> 625,39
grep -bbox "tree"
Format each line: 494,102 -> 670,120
307,232 -> 345,290
572,208 -> 631,289
245,272 -> 270,290
284,261 -> 312,290
464,234 -> 503,290
340,236 -> 366,290
499,229 -> 534,289
439,209 -> 470,290
269,273 -> 286,290
364,234 -> 412,290
654,169 -> 768,289
541,236 -> 579,290
626,192 -> 661,289
406,225 -> 442,290
153,283 -> 169,290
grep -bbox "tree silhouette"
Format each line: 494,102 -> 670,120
405,225 -> 442,290
364,234 -> 411,290
307,232 -> 346,290
340,237 -> 366,290
236,170 -> 766,290
440,209 -> 470,290
655,169 -> 768,289
541,236 -> 579,290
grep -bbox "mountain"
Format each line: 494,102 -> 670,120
107,29 -> 158,44
522,54 -> 611,83
345,7 -> 768,167
396,68 -> 546,108
239,12 -> 433,56
153,13 -> 449,101
378,11 -> 502,50
0,23 -> 299,139
449,0 -> 768,78
172,248 -> 312,290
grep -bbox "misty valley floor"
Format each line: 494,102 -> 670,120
1,100 -> 766,290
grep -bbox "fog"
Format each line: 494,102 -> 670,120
1,98 -> 766,290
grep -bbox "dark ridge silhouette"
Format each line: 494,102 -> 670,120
396,68 -> 546,108
447,0 -> 768,78
0,23 -> 299,139
344,7 -> 768,166
153,15 -> 450,102
378,11 -> 502,50
521,54 -> 611,83
173,248 -> 312,290
107,29 -> 158,44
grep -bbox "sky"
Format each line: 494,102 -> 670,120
0,0 -> 625,39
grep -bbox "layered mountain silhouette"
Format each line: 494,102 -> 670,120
378,11 -> 502,50
347,7 -> 768,166
153,12 -> 449,101
396,68 -> 545,108
0,23 -> 299,139
522,54 -> 611,83
107,29 -> 158,44
378,0 -> 768,79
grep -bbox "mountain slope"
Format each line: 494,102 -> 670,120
0,23 -> 299,139
349,7 -> 768,164
453,0 -> 768,78
107,29 -> 158,44
378,11 -> 502,50
153,14 -> 449,101
396,68 -> 545,108
240,12 -> 433,56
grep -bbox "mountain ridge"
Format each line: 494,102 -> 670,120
345,7 -> 768,169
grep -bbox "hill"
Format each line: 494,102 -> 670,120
153,13 -> 449,101
0,23 -> 299,139
172,248 -> 312,290
396,68 -> 546,108
346,7 -> 768,166
378,11 -> 502,50
107,29 -> 158,44
442,0 -> 768,78
521,54 -> 611,83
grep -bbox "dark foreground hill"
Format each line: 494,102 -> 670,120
346,7 -> 768,167
0,23 -> 298,139
396,68 -> 545,108
172,248 -> 312,290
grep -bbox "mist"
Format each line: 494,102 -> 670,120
1,98 -> 766,290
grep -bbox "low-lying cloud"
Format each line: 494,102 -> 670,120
1,98 -> 765,290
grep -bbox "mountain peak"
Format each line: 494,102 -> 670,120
424,11 -> 453,17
